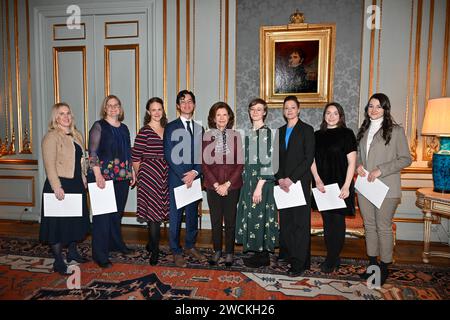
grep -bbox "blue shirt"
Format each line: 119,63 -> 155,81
285,127 -> 294,149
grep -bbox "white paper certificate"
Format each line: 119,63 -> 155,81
174,178 -> 203,209
88,180 -> 117,216
43,193 -> 83,217
273,181 -> 306,209
355,169 -> 389,209
312,183 -> 347,212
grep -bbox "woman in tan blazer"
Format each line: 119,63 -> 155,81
40,103 -> 90,275
356,93 -> 412,286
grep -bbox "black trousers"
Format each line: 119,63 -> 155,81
92,180 -> 129,263
321,211 -> 346,264
206,189 -> 240,254
279,204 -> 311,271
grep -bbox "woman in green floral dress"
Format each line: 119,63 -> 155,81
235,98 -> 278,268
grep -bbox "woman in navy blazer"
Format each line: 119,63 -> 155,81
202,102 -> 244,267
274,95 -> 315,277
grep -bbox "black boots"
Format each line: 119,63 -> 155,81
320,257 -> 341,273
66,242 -> 89,264
379,261 -> 390,286
359,256 -> 390,286
149,250 -> 159,266
360,256 -> 379,280
147,222 -> 161,266
208,250 -> 222,265
243,251 -> 270,268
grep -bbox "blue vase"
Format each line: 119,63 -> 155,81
432,153 -> 450,193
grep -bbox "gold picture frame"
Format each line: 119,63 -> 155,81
260,23 -> 336,108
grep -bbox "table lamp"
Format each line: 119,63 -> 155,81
421,97 -> 450,193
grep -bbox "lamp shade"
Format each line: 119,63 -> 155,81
421,97 -> 450,136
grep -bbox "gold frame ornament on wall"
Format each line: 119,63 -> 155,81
260,14 -> 336,108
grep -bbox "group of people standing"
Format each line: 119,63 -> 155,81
40,90 -> 411,286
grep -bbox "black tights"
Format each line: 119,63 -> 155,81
322,212 -> 346,265
147,222 -> 161,254
51,241 -> 80,265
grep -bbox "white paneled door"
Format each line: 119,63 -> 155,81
34,1 -> 162,222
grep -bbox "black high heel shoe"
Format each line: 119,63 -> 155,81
224,254 -> 234,267
67,253 -> 89,264
149,250 -> 159,266
208,251 -> 222,266
320,258 -> 341,274
53,262 -> 73,275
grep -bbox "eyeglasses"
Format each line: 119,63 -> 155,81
107,104 -> 120,109
179,100 -> 194,105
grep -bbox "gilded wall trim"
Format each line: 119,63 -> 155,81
234,0 -> 237,120
25,0 -> 32,153
163,0 -> 167,109
375,0 -> 383,92
192,0 -> 196,92
0,175 -> 35,206
104,44 -> 140,133
410,0 -> 423,161
176,0 -> 180,94
104,21 -> 139,39
404,0 -> 414,137
14,0 -> 22,152
186,0 -> 190,90
224,0 -> 229,103
218,0 -> 222,100
422,0 -> 436,162
53,46 -> 89,148
53,23 -> 86,41
0,0 -> 6,140
6,0 -> 13,147
393,217 -> 423,224
402,166 -> 432,174
368,0 -> 377,98
442,0 -> 450,96
0,159 -> 37,165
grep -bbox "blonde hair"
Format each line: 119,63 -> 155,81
48,102 -> 83,146
100,94 -> 124,121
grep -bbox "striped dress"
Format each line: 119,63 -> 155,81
132,126 -> 169,222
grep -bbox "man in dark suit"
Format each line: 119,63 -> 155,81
163,90 -> 206,267
274,95 -> 315,277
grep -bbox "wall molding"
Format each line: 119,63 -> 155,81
0,175 -> 35,206
53,46 -> 89,147
104,44 -> 140,132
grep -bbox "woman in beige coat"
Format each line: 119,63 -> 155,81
356,93 -> 412,286
40,103 -> 90,275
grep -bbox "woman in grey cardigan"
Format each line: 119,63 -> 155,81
356,93 -> 412,286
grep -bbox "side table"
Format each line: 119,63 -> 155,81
415,188 -> 450,263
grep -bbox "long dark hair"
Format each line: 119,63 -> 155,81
143,97 -> 167,127
207,101 -> 235,129
320,102 -> 347,131
356,93 -> 397,145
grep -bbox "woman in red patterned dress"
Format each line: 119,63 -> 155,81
132,97 -> 169,265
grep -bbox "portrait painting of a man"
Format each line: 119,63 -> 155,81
274,41 -> 319,94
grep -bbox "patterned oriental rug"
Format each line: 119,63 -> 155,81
0,237 -> 449,300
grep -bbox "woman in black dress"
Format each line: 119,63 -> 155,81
310,102 -> 357,273
40,103 -> 90,275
